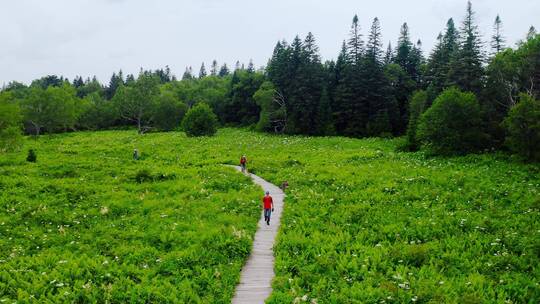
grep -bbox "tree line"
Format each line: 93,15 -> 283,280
1,1 -> 539,160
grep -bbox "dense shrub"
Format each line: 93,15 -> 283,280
0,95 -> 23,152
417,88 -> 487,155
135,168 -> 153,183
26,149 -> 37,162
153,92 -> 188,131
404,90 -> 428,151
504,94 -> 540,161
181,103 -> 218,137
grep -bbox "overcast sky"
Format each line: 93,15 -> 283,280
1,0 -> 538,85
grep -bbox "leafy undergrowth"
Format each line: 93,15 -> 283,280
0,131 -> 261,303
1,129 -> 539,303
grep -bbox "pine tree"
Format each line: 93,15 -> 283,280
105,71 -> 124,100
199,62 -> 207,78
527,26 -> 537,40
366,18 -> 383,62
211,60 -> 218,76
491,15 -> 505,55
182,67 -> 193,80
235,61 -> 241,70
218,64 -> 230,77
247,60 -> 255,73
447,1 -> 484,94
410,40 -> 425,84
347,15 -> 364,64
72,76 -> 84,88
384,42 -> 394,65
332,42 -> 354,134
364,17 -> 393,136
394,23 -> 413,72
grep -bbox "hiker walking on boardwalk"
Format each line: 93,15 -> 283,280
263,191 -> 274,225
240,155 -> 247,173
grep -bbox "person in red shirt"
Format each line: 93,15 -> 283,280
263,191 -> 274,225
240,155 -> 247,173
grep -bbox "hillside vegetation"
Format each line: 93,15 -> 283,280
1,129 -> 539,303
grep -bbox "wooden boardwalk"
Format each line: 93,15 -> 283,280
231,166 -> 285,304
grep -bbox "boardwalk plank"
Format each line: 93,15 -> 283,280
230,166 -> 285,304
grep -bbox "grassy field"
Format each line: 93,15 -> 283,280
0,131 -> 262,303
1,129 -> 539,303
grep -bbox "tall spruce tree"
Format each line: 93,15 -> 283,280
199,63 -> 207,78
218,64 -> 230,77
384,42 -> 394,65
182,67 -> 194,80
527,26 -> 537,40
491,15 -> 505,56
448,1 -> 484,94
347,15 -> 364,64
364,17 -> 393,135
210,60 -> 218,76
247,60 -> 255,73
333,16 -> 370,136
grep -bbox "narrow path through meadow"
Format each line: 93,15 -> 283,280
230,166 -> 285,304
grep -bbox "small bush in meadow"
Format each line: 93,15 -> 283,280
181,103 -> 218,137
26,149 -> 37,162
504,93 -> 540,161
135,168 -> 153,183
417,87 -> 487,155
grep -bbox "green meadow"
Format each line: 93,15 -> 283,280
1,129 -> 539,303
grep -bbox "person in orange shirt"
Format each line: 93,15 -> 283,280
263,191 -> 274,225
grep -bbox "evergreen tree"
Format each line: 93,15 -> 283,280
347,15 -> 364,64
105,71 -> 124,100
247,59 -> 255,73
235,61 -> 241,70
394,23 -> 414,72
332,42 -> 354,134
182,67 -> 194,80
211,60 -> 218,76
199,62 -> 207,78
72,76 -> 84,89
125,74 -> 136,85
218,64 -> 230,77
527,26 -> 537,40
491,15 -> 505,55
425,18 -> 459,101
447,1 -> 485,94
364,17 -> 393,136
384,42 -> 393,65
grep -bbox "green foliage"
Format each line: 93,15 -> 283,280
20,84 -> 80,135
447,1 -> 485,94
404,90 -> 428,151
153,91 -> 187,131
181,103 -> 218,137
417,88 -> 487,155
78,92 -> 117,130
113,73 -> 160,134
26,148 -> 37,162
0,129 -> 538,303
0,93 -> 23,151
504,94 -> 540,161
134,168 -> 153,183
253,81 -> 278,132
0,130 -> 262,302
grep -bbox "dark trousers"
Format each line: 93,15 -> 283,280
264,208 -> 272,221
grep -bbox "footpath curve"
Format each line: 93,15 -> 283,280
230,166 -> 285,304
